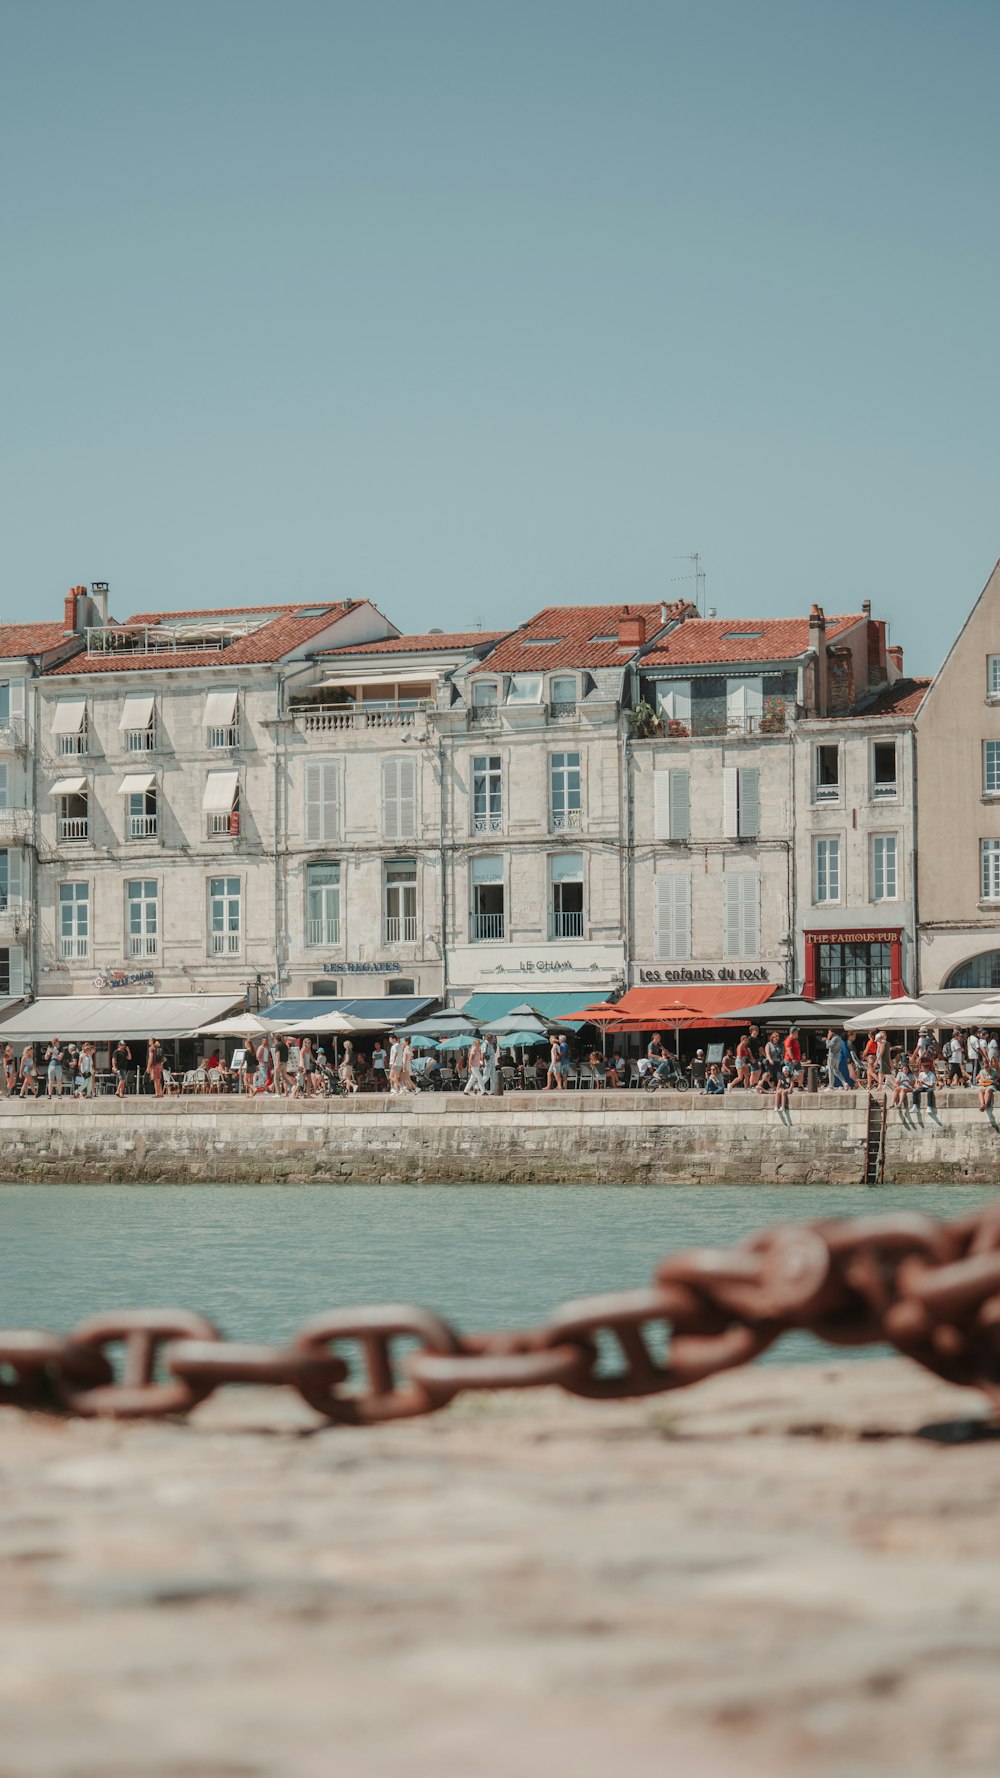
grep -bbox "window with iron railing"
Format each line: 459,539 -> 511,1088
471,755 -> 502,833
384,860 -> 417,943
306,861 -> 341,946
208,723 -> 239,750
127,879 -> 158,957
125,722 -> 156,752
58,724 -> 88,757
58,881 -> 89,959
471,856 -> 504,940
550,853 -> 584,938
58,796 -> 89,842
127,791 -> 157,840
550,751 -> 582,831
209,875 -> 241,955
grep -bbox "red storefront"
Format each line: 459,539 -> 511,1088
803,928 -> 904,1001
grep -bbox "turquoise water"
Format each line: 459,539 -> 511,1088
1,1182 -> 993,1366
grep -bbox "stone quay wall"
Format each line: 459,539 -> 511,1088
0,1089 -> 997,1183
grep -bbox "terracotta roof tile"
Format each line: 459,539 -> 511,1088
44,608 -> 353,676
835,677 -> 932,719
641,615 -> 864,668
470,602 -> 693,674
0,622 -> 80,657
318,631 -> 508,657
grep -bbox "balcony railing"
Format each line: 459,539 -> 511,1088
59,936 -> 89,960
550,808 -> 582,831
470,704 -> 498,725
210,931 -> 241,956
472,911 -> 505,941
0,902 -> 29,938
128,934 -> 158,958
208,812 -> 239,838
307,917 -> 341,946
59,816 -> 89,841
125,727 -> 156,752
208,724 -> 239,749
294,706 -> 418,733
0,808 -> 34,843
0,719 -> 27,751
813,784 -> 840,803
872,781 -> 898,800
472,812 -> 503,834
58,732 -> 87,756
551,910 -> 584,939
128,814 -> 158,839
384,914 -> 417,943
548,700 -> 577,722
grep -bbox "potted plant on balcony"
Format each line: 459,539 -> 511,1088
759,696 -> 787,735
627,700 -> 663,739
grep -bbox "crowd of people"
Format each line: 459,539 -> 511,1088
8,1020 -> 1000,1113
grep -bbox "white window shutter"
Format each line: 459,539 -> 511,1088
723,875 -> 741,957
726,681 -> 746,726
742,872 -> 760,955
8,947 -> 23,998
398,756 -> 417,838
658,681 -> 691,724
653,770 -> 671,840
722,767 -> 738,837
305,762 -> 340,843
654,875 -> 691,961
8,849 -> 22,904
9,680 -> 25,720
381,760 -> 400,840
669,770 -> 690,841
0,765 -> 9,812
745,679 -> 763,725
738,767 -> 760,838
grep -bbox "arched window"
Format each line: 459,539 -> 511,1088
944,952 -> 1000,991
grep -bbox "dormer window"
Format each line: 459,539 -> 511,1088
506,674 -> 543,704
550,675 -> 577,720
471,682 -> 498,723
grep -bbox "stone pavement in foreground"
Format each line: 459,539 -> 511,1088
1,1362 -> 998,1778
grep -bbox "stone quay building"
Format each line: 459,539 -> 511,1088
0,576 -> 940,1038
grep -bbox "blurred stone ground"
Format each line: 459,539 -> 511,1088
1,1361 -> 998,1778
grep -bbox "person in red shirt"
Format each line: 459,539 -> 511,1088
782,1027 -> 802,1088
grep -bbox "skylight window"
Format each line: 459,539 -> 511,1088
722,630 -> 764,640
527,637 -> 562,646
589,633 -> 616,643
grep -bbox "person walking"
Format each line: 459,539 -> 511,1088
45,1038 -> 65,1098
112,1039 -> 132,1098
544,1035 -> 561,1091
464,1034 -> 485,1094
1,1043 -> 16,1097
824,1029 -> 844,1090
388,1033 -> 402,1094
76,1041 -> 95,1098
372,1039 -> 388,1091
146,1036 -> 165,1098
273,1033 -> 291,1095
18,1045 -> 38,1097
783,1027 -> 802,1089
946,1031 -> 965,1087
400,1035 -> 417,1093
482,1033 -> 498,1094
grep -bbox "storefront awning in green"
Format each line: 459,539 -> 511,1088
458,991 -> 599,1031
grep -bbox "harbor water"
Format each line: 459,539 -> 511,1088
3,1182 -> 994,1369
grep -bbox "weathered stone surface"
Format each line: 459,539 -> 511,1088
1,1091 -> 999,1185
1,1362 -> 998,1776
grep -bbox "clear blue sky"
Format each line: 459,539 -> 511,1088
3,0 -> 997,673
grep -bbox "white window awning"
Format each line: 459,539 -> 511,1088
319,669 -> 440,690
51,700 -> 87,735
119,693 -> 154,731
50,777 -> 87,796
202,770 -> 239,812
117,774 -> 156,796
204,690 -> 237,727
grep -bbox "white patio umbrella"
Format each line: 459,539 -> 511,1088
197,1012 -> 272,1038
938,999 -> 1000,1027
281,1010 -> 362,1035
846,998 -> 939,1031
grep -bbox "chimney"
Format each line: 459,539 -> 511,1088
866,618 -> 887,685
888,644 -> 904,677
827,646 -> 856,715
862,599 -> 871,618
64,585 -> 87,634
808,603 -> 827,716
90,581 -> 109,626
617,606 -> 647,648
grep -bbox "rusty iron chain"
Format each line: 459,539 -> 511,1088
3,1206 -> 1000,1422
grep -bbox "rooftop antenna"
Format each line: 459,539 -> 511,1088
669,552 -> 706,616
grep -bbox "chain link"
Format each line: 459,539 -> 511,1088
3,1205 -> 1000,1422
